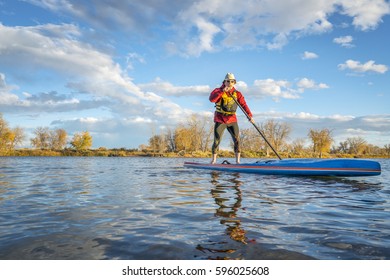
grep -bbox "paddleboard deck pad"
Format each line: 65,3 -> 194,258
184,158 -> 381,176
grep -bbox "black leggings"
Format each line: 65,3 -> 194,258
211,122 -> 240,154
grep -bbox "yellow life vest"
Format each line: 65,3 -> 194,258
215,91 -> 238,115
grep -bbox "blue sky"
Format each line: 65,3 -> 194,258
1,0 -> 389,149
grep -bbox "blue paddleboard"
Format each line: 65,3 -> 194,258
184,158 -> 381,177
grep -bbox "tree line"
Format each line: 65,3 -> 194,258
0,113 -> 92,155
1,112 -> 389,157
29,126 -> 92,151
142,114 -> 390,158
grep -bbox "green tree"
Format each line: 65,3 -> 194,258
70,131 -> 93,150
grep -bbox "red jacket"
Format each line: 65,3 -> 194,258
209,85 -> 253,124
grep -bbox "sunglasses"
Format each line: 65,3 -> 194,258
225,80 -> 236,83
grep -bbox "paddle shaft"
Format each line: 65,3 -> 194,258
228,91 -> 283,160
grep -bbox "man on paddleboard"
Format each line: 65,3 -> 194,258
209,73 -> 254,164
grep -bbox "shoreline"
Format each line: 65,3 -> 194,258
1,149 -> 388,159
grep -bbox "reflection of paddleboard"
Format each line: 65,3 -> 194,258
184,158 -> 381,177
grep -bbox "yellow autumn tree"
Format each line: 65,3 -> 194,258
70,131 -> 93,150
308,128 -> 333,158
1,113 -> 25,153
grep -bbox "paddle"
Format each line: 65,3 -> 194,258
228,91 -> 283,160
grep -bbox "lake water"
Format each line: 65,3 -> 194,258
0,157 -> 389,260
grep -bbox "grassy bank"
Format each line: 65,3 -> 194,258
1,148 -> 388,159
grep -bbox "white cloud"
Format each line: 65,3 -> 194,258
289,112 -> 321,120
138,78 -> 211,97
0,73 -> 6,88
23,0 -> 390,56
0,23 -> 193,123
2,1 -> 389,148
361,115 -> 390,127
174,0 -> 389,55
186,0 -> 389,54
253,79 -> 298,100
126,52 -> 146,71
338,59 -> 388,74
249,111 -> 390,147
131,117 -> 154,124
50,117 -> 152,148
0,23 -> 144,103
251,78 -> 329,101
0,72 -> 18,93
297,78 -> 329,90
79,117 -> 99,124
328,114 -> 355,121
266,33 -> 289,50
296,78 -> 316,89
0,92 -> 20,105
185,17 -> 221,56
333,35 -> 354,48
340,0 -> 390,30
301,51 -> 319,60
0,84 -> 107,113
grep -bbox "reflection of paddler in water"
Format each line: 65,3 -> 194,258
196,171 -> 248,258
197,172 -> 315,260
210,171 -> 248,244
196,171 -> 256,259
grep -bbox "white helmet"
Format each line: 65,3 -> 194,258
224,73 -> 236,81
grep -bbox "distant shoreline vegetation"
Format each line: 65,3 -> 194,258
1,113 -> 390,158
1,148 -> 389,159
